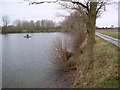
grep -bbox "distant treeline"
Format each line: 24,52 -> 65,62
2,19 -> 61,34
1,15 -> 119,34
96,26 -> 119,29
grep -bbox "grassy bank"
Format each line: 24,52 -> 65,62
2,29 -> 62,34
99,32 -> 119,39
73,36 -> 119,88
96,29 -> 119,39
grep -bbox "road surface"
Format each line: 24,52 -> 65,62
95,32 -> 120,48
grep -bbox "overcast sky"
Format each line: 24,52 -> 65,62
0,0 -> 118,27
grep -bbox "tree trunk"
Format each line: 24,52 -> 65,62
85,1 -> 97,71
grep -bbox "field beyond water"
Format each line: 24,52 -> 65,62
73,36 -> 119,88
96,29 -> 119,39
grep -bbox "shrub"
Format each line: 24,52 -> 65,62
51,31 -> 86,72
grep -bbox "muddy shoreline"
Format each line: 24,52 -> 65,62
43,71 -> 75,88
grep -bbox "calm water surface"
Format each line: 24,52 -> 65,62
2,33 -> 69,88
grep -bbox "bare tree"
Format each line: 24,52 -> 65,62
21,20 -> 29,30
2,15 -> 10,26
24,0 -> 112,73
29,20 -> 35,32
46,20 -> 55,30
13,20 -> 21,31
61,11 -> 86,32
35,20 -> 41,30
65,0 -> 105,72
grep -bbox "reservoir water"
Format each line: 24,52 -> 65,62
2,33 -> 69,88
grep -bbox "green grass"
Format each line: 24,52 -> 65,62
99,76 -> 119,88
114,60 -> 120,64
99,32 -> 119,39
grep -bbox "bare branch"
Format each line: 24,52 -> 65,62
71,1 -> 89,10
24,0 -> 58,5
96,2 -> 106,14
86,1 -> 90,12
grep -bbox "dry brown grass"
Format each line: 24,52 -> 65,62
73,36 -> 119,88
51,36 -> 76,72
96,29 -> 118,33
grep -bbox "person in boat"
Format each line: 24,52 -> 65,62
24,34 -> 31,38
26,34 -> 29,38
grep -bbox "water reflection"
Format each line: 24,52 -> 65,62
2,33 -> 68,88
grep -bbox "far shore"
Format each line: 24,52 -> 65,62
1,30 -> 63,34
1,28 -> 119,34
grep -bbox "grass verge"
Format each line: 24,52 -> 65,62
97,32 -> 119,39
73,36 -> 119,88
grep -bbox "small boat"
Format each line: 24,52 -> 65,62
24,34 -> 31,38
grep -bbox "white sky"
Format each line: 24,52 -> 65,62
0,0 -> 118,27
